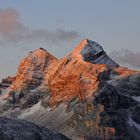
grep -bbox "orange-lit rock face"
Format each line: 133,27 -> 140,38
46,58 -> 107,105
44,39 -> 139,106
10,48 -> 56,91
45,39 -> 110,105
30,46 -> 139,140
114,66 -> 139,77
9,39 -> 139,104
1,39 -> 140,139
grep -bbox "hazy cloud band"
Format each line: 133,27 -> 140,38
0,8 -> 80,47
110,49 -> 140,69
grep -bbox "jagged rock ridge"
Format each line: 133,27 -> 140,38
10,48 -> 57,91
76,39 -> 119,67
0,39 -> 139,140
96,74 -> 140,140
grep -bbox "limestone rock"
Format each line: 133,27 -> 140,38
10,48 -> 56,91
0,39 -> 139,140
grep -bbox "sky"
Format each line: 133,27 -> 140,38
0,0 -> 140,80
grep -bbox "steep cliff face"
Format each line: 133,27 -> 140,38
0,48 -> 57,110
70,39 -> 119,67
44,39 -> 137,106
0,39 -> 139,140
45,58 -> 108,106
10,48 -> 56,91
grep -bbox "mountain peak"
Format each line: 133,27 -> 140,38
71,39 -> 102,53
1,40 -> 139,140
29,48 -> 56,59
10,48 -> 57,91
70,39 -> 119,68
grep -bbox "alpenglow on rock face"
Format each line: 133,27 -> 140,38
0,39 -> 139,140
10,48 -> 57,91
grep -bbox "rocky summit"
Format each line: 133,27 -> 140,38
72,39 -> 119,67
0,39 -> 139,140
11,48 -> 57,91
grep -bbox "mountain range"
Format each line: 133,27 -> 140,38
0,39 -> 140,140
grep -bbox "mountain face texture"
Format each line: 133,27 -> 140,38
0,76 -> 15,94
0,39 -> 139,140
11,48 -> 57,91
95,74 -> 140,140
0,117 -> 70,140
76,39 -> 119,67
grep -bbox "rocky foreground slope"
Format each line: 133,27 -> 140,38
0,39 -> 139,140
0,117 -> 69,140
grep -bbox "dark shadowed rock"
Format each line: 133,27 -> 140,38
0,117 -> 70,140
96,74 -> 140,140
0,39 -> 139,140
81,39 -> 119,68
0,76 -> 16,92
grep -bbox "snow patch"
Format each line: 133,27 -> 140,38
128,116 -> 140,131
18,101 -> 49,119
132,96 -> 140,102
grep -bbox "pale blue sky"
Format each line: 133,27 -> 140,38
0,0 -> 140,80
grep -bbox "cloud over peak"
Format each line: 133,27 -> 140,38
0,8 -> 23,33
0,8 -> 80,47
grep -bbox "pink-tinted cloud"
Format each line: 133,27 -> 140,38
0,8 -> 79,46
110,49 -> 140,69
0,8 -> 23,33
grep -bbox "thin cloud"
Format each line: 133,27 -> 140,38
110,49 -> 140,69
0,8 -> 80,47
